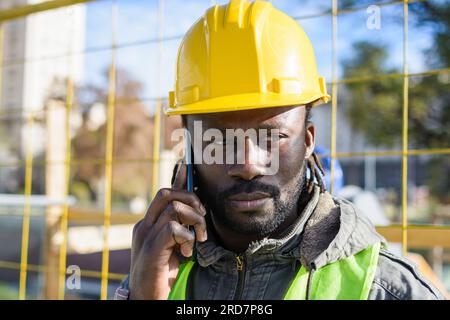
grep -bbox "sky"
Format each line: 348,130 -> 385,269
82,0 -> 434,108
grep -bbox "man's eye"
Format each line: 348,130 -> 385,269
261,134 -> 286,144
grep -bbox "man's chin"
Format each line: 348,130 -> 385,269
217,209 -> 279,236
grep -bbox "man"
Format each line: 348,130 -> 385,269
116,0 -> 444,300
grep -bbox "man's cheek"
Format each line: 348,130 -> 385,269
266,145 -> 280,175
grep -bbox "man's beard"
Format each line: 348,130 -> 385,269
200,163 -> 308,237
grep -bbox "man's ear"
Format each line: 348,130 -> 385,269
304,123 -> 315,159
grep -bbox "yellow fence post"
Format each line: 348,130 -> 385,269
330,0 -> 338,195
100,0 -> 118,300
0,0 -> 96,22
57,5 -> 77,300
151,0 -> 165,199
56,77 -> 74,300
0,23 -> 3,107
401,0 -> 410,256
19,115 -> 34,300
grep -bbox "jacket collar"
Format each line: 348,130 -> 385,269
300,195 -> 386,270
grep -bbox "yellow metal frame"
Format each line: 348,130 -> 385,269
18,115 -> 34,300
56,79 -> 74,300
330,0 -> 338,194
0,146 -> 449,169
1,223 -> 449,289
1,66 -> 449,119
0,0 -> 449,300
151,0 -> 165,199
98,0 -> 118,300
401,0 -> 410,257
0,24 -> 3,110
0,0 -> 96,22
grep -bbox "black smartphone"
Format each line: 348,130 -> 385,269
184,130 -> 196,239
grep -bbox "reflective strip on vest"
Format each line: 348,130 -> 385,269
168,242 -> 381,300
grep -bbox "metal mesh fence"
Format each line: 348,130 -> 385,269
0,0 -> 449,299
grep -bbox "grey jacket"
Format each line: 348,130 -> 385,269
116,186 -> 445,300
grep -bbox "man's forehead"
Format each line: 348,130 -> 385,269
186,105 -> 305,130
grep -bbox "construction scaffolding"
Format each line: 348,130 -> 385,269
0,0 -> 449,300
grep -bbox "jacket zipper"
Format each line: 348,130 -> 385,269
233,255 -> 246,300
306,263 -> 316,300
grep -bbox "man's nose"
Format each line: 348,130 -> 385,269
227,137 -> 265,181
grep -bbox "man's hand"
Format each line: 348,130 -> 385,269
129,164 -> 207,300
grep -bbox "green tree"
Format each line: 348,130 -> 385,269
342,1 -> 450,202
342,41 -> 403,148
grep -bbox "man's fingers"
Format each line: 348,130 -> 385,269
155,221 -> 195,258
154,201 -> 207,242
172,162 -> 187,190
143,189 -> 206,227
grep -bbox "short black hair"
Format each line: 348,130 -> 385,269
305,104 -> 312,124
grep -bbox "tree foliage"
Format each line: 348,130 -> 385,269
72,69 -> 154,201
342,1 -> 449,201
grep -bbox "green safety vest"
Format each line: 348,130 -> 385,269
168,242 -> 381,300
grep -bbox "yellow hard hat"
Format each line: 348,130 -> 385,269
165,0 -> 330,115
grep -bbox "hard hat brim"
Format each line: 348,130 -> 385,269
165,92 -> 330,115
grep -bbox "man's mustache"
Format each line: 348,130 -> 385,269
218,180 -> 280,200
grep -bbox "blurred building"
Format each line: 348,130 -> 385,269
0,0 -> 85,160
